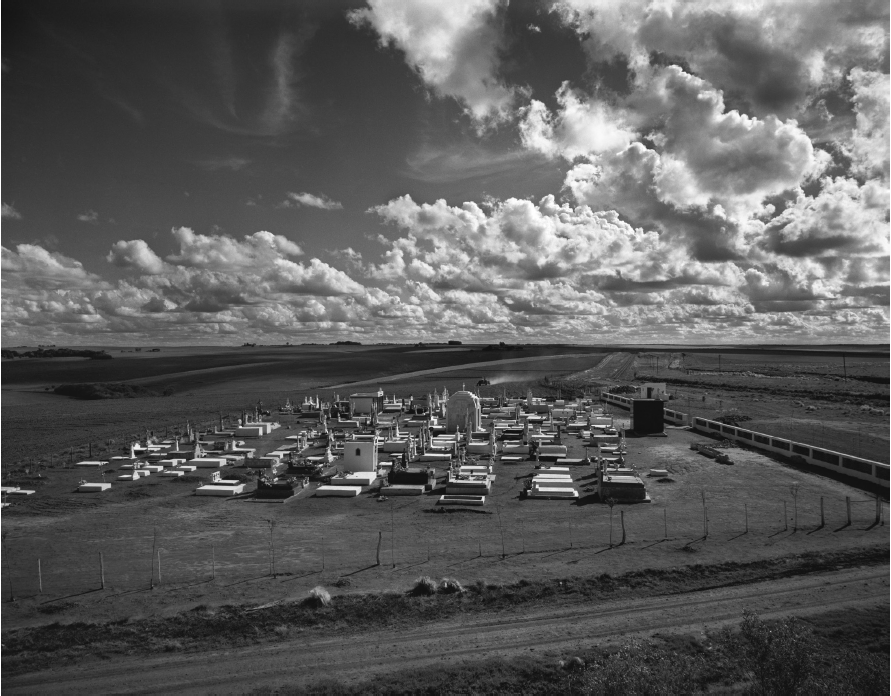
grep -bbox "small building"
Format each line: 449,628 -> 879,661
341,439 -> 379,472
350,389 -> 384,415
638,382 -> 669,400
631,399 -> 664,435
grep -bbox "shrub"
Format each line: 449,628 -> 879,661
410,576 -> 437,596
306,586 -> 331,607
737,611 -> 815,695
581,638 -> 700,695
439,577 -> 464,594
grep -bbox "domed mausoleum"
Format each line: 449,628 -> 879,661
446,390 -> 481,433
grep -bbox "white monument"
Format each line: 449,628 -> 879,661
446,391 -> 481,433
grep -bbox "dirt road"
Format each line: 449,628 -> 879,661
6,564 -> 887,694
324,352 -> 597,390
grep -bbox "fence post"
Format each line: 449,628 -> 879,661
100,552 -> 105,589
157,550 -> 162,585
620,511 -> 626,545
846,496 -> 851,525
784,501 -> 788,531
820,497 -> 824,527
376,531 -> 382,566
876,495 -> 882,525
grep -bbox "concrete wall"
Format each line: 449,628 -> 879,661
689,416 -> 888,489
602,392 -> 887,490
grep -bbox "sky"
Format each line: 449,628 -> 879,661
1,0 -> 889,346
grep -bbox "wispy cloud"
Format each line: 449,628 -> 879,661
77,210 -> 99,223
262,31 -> 299,135
404,143 -> 548,183
177,22 -> 314,138
2,203 -> 22,219
192,156 -> 251,171
280,192 -> 343,210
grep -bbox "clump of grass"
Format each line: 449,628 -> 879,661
306,586 -> 331,607
156,639 -> 183,652
657,477 -> 675,483
438,577 -> 464,594
332,577 -> 351,588
410,576 -> 437,596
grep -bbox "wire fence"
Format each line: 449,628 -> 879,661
2,492 -> 884,601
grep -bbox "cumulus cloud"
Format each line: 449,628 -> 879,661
520,84 -> 636,158
280,192 -> 344,210
848,68 -> 890,180
165,227 -> 304,269
107,240 -> 168,274
2,244 -> 107,291
2,3 -> 887,345
756,177 -> 890,261
549,67 -> 823,223
554,0 -> 889,118
350,0 -> 516,123
2,203 -> 22,219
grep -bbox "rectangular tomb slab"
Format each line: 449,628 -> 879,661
8,489 -> 35,495
380,485 -> 425,496
330,472 -> 377,486
75,461 -> 108,468
528,487 -> 579,499
195,484 -> 246,496
159,470 -> 184,477
500,455 -> 525,463
117,474 -> 139,480
437,494 -> 485,506
417,453 -> 452,461
190,458 -> 228,468
78,483 -> 112,492
315,485 -> 362,497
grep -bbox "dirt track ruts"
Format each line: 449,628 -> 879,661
5,564 -> 887,695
